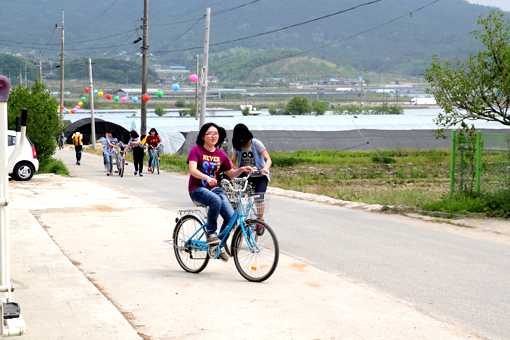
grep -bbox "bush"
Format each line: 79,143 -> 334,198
155,106 -> 166,116
7,81 -> 61,161
268,106 -> 277,115
421,191 -> 510,217
38,158 -> 69,176
175,98 -> 186,108
242,107 -> 250,116
372,156 -> 396,164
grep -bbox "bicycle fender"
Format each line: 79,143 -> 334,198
175,212 -> 205,226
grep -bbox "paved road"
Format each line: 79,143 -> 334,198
57,149 -> 510,340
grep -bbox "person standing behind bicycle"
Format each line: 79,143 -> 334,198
187,123 -> 253,261
145,128 -> 162,172
231,123 -> 272,223
127,130 -> 145,177
103,131 -> 116,176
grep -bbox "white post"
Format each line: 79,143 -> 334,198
0,76 -> 10,302
89,58 -> 96,150
199,8 -> 211,128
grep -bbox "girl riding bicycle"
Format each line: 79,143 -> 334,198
187,123 -> 253,261
146,128 -> 162,172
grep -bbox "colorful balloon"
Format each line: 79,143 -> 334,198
75,106 -> 80,110
106,94 -> 112,100
84,88 -> 90,93
57,106 -> 60,110
81,97 -> 86,102
142,95 -> 150,102
120,96 -> 127,103
132,97 -> 139,103
189,74 -> 198,82
156,90 -> 164,98
78,102 -> 83,106
172,84 -> 180,91
70,110 -> 75,114
93,89 -> 98,95
98,91 -> 104,97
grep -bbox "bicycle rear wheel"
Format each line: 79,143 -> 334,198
156,159 -> 160,174
173,215 -> 209,273
232,219 -> 279,282
150,157 -> 155,173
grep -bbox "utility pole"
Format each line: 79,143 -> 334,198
140,0 -> 149,136
19,67 -> 22,87
59,9 -> 65,122
360,69 -> 364,108
88,58 -> 96,150
199,8 -> 211,128
38,51 -> 42,83
195,54 -> 199,120
24,62 -> 27,87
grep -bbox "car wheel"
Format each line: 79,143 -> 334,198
13,162 -> 35,181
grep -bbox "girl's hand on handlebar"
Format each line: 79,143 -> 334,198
242,166 -> 254,174
260,168 -> 268,174
206,177 -> 217,186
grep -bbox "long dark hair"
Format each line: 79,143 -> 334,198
149,128 -> 158,136
196,122 -> 221,146
232,123 -> 253,151
130,129 -> 139,139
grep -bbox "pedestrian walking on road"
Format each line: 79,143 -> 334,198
187,122 -> 253,262
71,128 -> 83,165
127,130 -> 145,176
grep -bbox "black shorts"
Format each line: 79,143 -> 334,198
240,173 -> 268,195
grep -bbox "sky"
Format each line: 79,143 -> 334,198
465,0 -> 510,11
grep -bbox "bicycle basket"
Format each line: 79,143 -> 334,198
236,192 -> 270,217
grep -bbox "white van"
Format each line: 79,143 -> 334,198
7,130 -> 39,181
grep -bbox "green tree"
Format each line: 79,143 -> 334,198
7,81 -> 60,161
283,95 -> 311,115
154,106 -> 166,117
268,106 -> 277,115
242,107 -> 250,116
333,104 -> 362,115
311,100 -> 329,115
424,10 -> 510,138
175,97 -> 186,108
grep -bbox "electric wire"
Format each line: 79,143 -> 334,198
151,0 -> 231,20
156,0 -> 383,53
152,16 -> 204,55
67,0 -> 120,30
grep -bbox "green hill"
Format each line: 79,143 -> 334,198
0,0 -> 507,78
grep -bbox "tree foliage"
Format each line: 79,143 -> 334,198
7,81 -> 60,161
154,106 -> 165,117
424,10 -> 510,138
311,100 -> 329,116
283,95 -> 310,115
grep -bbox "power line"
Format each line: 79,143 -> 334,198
151,0 -> 260,27
67,0 -> 120,30
157,0 -> 383,53
151,0 -> 231,20
153,16 -> 204,55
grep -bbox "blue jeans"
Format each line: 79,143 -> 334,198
103,153 -> 113,173
148,148 -> 156,168
189,187 -> 234,235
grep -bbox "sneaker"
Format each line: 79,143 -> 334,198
106,173 -> 110,176
104,168 -> 107,172
134,171 -> 137,176
206,234 -> 221,245
256,224 -> 265,236
77,161 -> 80,165
148,167 -> 152,172
139,172 -> 143,177
218,249 -> 229,262
109,173 -> 114,176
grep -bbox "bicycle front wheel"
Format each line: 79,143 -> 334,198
173,215 -> 209,273
232,219 -> 279,282
119,159 -> 125,177
156,159 -> 160,174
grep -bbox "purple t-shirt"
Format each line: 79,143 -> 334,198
187,145 -> 232,194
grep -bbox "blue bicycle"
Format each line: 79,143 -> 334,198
173,176 -> 279,282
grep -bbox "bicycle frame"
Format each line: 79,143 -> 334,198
182,195 -> 260,258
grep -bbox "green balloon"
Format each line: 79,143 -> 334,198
156,90 -> 163,98
114,96 -> 120,102
81,97 -> 86,102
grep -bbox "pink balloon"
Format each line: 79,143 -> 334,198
189,74 -> 198,82
120,96 -> 127,103
75,106 -> 80,110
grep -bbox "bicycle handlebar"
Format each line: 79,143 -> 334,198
220,173 -> 251,193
